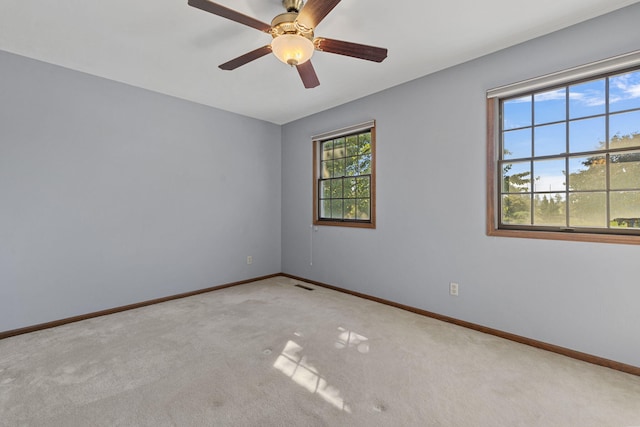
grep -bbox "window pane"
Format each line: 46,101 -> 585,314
569,79 -> 605,119
609,70 -> 640,112
333,158 -> 345,177
610,133 -> 640,150
609,111 -> 640,148
320,180 -> 331,198
610,151 -> 640,190
356,176 -> 370,198
502,194 -> 531,225
569,192 -> 607,227
569,116 -> 606,153
321,161 -> 332,179
534,123 -> 566,156
333,137 -> 346,159
534,89 -> 566,125
610,191 -> 640,228
503,96 -> 532,130
344,178 -> 356,198
322,141 -> 334,160
345,156 -> 359,176
330,178 -> 343,198
359,153 -> 372,175
502,161 -> 531,193
346,135 -> 358,156
568,155 -> 606,191
534,193 -> 566,226
320,200 -> 331,219
359,133 -> 371,154
503,128 -> 531,159
533,158 -> 565,192
356,199 -> 370,220
344,200 -> 356,219
331,199 -> 343,219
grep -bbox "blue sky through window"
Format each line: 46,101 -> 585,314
534,89 -> 566,124
569,79 -> 606,118
610,71 -> 640,112
569,116 -> 606,152
503,70 -> 640,135
502,69 -> 640,198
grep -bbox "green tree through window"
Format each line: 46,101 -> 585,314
313,125 -> 376,228
568,133 -> 640,228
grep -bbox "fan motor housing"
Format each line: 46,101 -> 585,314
271,12 -> 314,40
282,0 -> 304,13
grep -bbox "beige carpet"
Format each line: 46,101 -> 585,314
1,276 -> 639,426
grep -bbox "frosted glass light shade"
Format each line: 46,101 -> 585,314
271,34 -> 314,66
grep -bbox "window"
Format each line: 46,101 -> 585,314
487,51 -> 640,244
313,121 -> 376,228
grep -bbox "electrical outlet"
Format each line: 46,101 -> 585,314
247,256 -> 253,265
449,282 -> 459,296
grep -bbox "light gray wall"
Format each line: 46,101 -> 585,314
0,51 -> 281,331
281,3 -> 640,367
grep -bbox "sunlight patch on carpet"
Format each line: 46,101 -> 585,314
274,340 -> 351,413
335,326 -> 369,353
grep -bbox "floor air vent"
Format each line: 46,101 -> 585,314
294,284 -> 314,291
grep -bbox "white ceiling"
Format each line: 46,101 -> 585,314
1,0 -> 638,124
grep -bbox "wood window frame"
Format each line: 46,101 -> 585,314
312,121 -> 376,229
487,51 -> 640,245
487,95 -> 640,246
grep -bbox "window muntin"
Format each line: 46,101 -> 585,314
498,68 -> 640,235
313,126 -> 375,228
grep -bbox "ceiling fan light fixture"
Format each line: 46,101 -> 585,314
188,0 -> 387,88
271,34 -> 314,66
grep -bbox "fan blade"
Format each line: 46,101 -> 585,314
188,0 -> 272,33
296,61 -> 320,89
219,45 -> 272,70
314,37 -> 387,63
296,0 -> 341,31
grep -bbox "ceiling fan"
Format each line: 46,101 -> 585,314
187,0 -> 388,88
